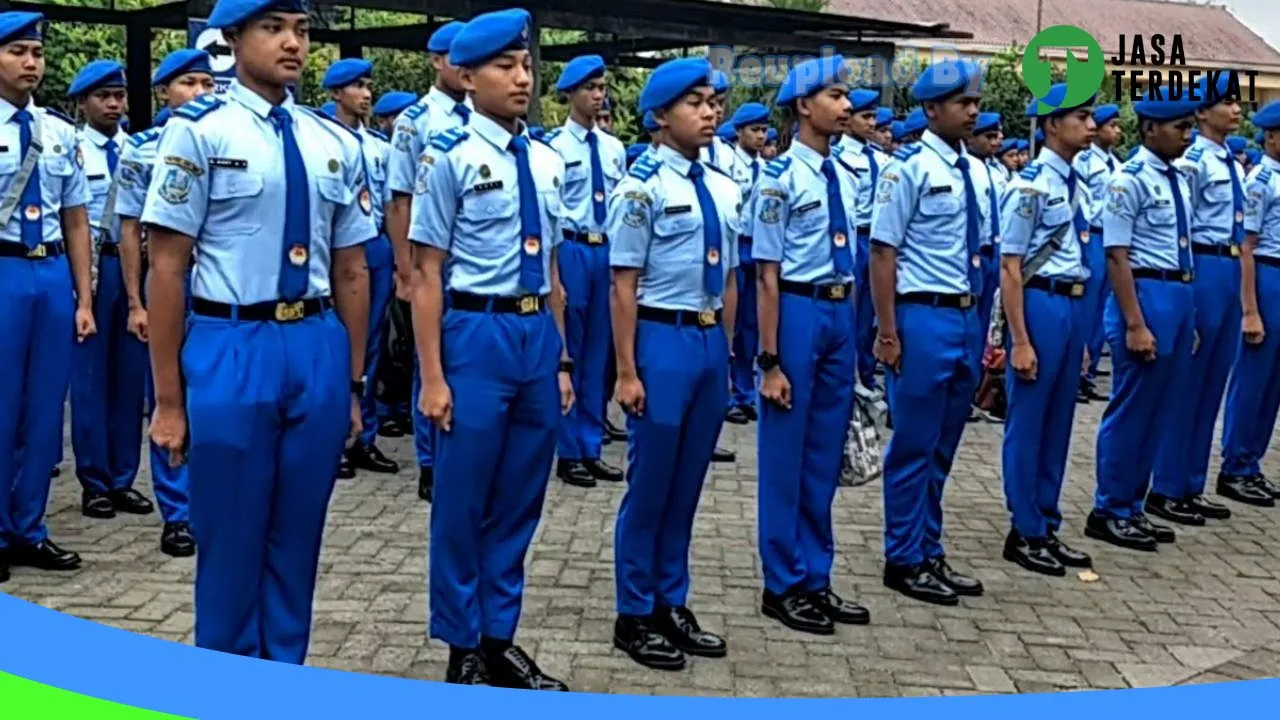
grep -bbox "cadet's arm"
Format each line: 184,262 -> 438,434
611,268 -> 640,379
410,246 -> 447,383
1241,234 -> 1260,318
1000,257 -> 1030,347
120,218 -> 145,311
756,261 -> 780,355
1106,248 -> 1147,331
549,248 -> 570,362
868,244 -> 898,338
144,228 -> 196,408
62,206 -> 93,308
722,270 -> 737,348
332,245 -> 370,384
386,194 -> 412,287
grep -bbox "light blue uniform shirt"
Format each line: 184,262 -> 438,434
1073,142 -> 1120,227
354,123 -> 390,231
116,122 -> 166,220
834,135 -> 884,228
1176,134 -> 1245,247
1100,145 -> 1193,272
986,156 -> 1010,196
608,144 -> 741,311
751,141 -> 857,285
1243,156 -> 1280,259
700,136 -> 738,178
0,98 -> 90,246
999,148 -> 1090,281
547,119 -> 626,236
79,124 -> 129,243
407,113 -> 566,297
870,129 -> 996,295
141,81 -> 376,304
730,143 -> 759,204
386,87 -> 472,197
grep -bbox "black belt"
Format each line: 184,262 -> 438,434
637,305 -> 721,328
1089,226 -> 1103,235
897,291 -> 976,309
856,225 -> 870,235
0,241 -> 64,259
562,230 -> 607,246
448,291 -> 547,315
191,296 -> 333,322
1026,275 -> 1086,298
1255,255 -> 1280,269
738,234 -> 752,245
978,245 -> 995,258
1191,242 -> 1240,259
780,279 -> 853,301
99,242 -> 120,257
1132,268 -> 1194,283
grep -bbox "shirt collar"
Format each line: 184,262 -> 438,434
427,86 -> 470,116
1263,154 -> 1280,173
564,116 -> 594,143
841,135 -> 866,154
469,111 -> 520,153
1193,133 -> 1230,160
733,143 -> 756,164
656,143 -> 695,177
1137,144 -> 1171,172
1036,146 -> 1073,180
922,129 -> 961,166
0,94 -> 34,125
229,79 -> 296,121
789,138 -> 828,175
81,124 -> 119,148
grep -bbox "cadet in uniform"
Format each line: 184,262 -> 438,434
870,59 -> 988,606
372,90 -> 416,136
1089,92 -> 1199,552
996,139 -> 1019,179
967,112 -> 1005,335
596,95 -> 614,135
0,11 -> 94,584
900,107 -> 926,145
753,56 -> 871,634
1073,104 -> 1123,402
547,54 -> 626,489
725,101 -> 769,425
66,60 -> 155,522
1220,101 -> 1280,506
701,70 -> 737,177
1149,75 -> 1249,520
142,0 -> 375,662
609,56 -> 736,671
115,48 -> 216,558
998,84 -> 1096,576
763,127 -> 779,160
323,58 -> 401,479
408,9 -> 571,689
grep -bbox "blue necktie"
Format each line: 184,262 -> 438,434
751,159 -> 759,185
454,103 -> 471,124
862,146 -> 880,191
1225,153 -> 1244,245
708,141 -> 717,165
1163,165 -> 1193,274
819,158 -> 854,275
14,110 -> 42,250
1066,170 -> 1091,273
587,131 -> 606,225
510,135 -> 544,293
983,164 -> 999,242
687,162 -> 724,296
1105,154 -> 1115,173
955,156 -> 983,297
269,106 -> 311,301
105,138 -> 118,176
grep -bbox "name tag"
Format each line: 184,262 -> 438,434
926,185 -> 952,196
88,174 -> 106,181
565,160 -> 583,168
473,180 -> 504,193
1153,198 -> 1172,207
209,157 -> 248,170
1046,196 -> 1066,207
664,205 -> 692,215
795,200 -> 821,213
0,145 -> 8,153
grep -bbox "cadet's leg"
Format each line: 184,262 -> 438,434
0,258 -> 36,551
730,261 -> 758,407
1083,230 -> 1108,379
1220,336 -> 1264,478
1034,295 -> 1083,535
103,258 -> 146,491
70,256 -> 111,497
555,242 -> 589,461
854,231 -> 877,388
412,361 -> 434,469
145,366 -> 189,524
359,238 -> 396,448
578,244 -> 612,459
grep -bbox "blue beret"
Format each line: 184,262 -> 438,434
1026,82 -> 1096,118
0,11 -> 43,46
1093,103 -> 1120,125
716,121 -> 736,140
373,91 -> 416,117
1255,102 -> 1280,131
711,70 -> 729,95
999,138 -> 1018,155
557,54 -> 605,93
766,128 -> 778,143
848,88 -> 879,114
777,55 -> 847,106
427,20 -> 465,54
1245,149 -> 1262,166
911,59 -> 982,103
449,8 -> 531,68
208,0 -> 309,29
323,58 -> 372,89
320,101 -> 336,117
152,49 -> 212,87
890,120 -> 907,141
626,143 -> 649,164
903,107 -> 927,134
640,57 -> 712,114
1134,86 -> 1199,122
730,102 -> 769,129
875,106 -> 895,127
1016,139 -> 1029,151
154,106 -> 173,126
1227,135 -> 1247,154
974,111 -> 1002,134
70,60 -> 126,98
1196,72 -> 1236,109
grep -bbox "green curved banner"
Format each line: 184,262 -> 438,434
0,671 -> 191,719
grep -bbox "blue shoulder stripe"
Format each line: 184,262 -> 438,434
403,103 -> 428,121
762,156 -> 791,178
1019,163 -> 1043,180
1185,146 -> 1205,162
628,155 -> 662,181
892,144 -> 922,162
127,127 -> 161,148
174,95 -> 223,121
429,127 -> 469,153
1258,167 -> 1273,185
1121,161 -> 1144,176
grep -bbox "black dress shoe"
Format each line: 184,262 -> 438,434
109,489 -> 154,515
742,404 -> 758,422
445,649 -> 491,685
557,459 -> 597,488
712,446 -> 735,463
1250,475 -> 1280,500
1003,531 -> 1065,577
614,614 -> 686,670
1131,513 -> 1176,543
1084,511 -> 1158,551
377,418 -> 407,439
1079,378 -> 1107,401
335,457 -> 356,480
724,406 -> 750,425
1217,474 -> 1275,507
161,522 -> 196,558
603,418 -> 627,442
1186,495 -> 1232,520
653,606 -> 727,658
82,493 -> 116,519
883,563 -> 958,606
0,556 -> 8,584
808,588 -> 870,625
928,556 -> 984,596
347,444 -> 399,474
1145,494 -> 1206,527
762,589 -> 835,635
1045,533 -> 1092,568
418,466 -> 433,502
11,540 -> 81,571
50,466 -> 61,479
485,644 -> 568,690
583,458 -> 623,483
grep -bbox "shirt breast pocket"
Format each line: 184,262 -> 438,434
1144,205 -> 1176,228
916,191 -> 962,244
0,153 -> 20,184
1042,203 -> 1072,227
1201,179 -> 1232,205
316,176 -> 352,226
790,202 -> 827,236
207,170 -> 265,234
458,189 -> 518,259
564,161 -> 588,185
652,211 -> 701,262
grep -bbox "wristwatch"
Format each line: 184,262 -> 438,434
351,376 -> 367,396
558,359 -> 575,374
756,351 -> 780,372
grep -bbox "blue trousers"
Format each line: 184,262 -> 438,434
1002,289 -> 1085,539
0,254 -> 74,550
1221,262 -> 1280,478
411,364 -> 434,469
883,302 -> 982,566
758,294 -> 855,595
1094,279 -> 1195,519
1153,254 -> 1240,499
143,271 -> 192,524
1082,230 -> 1109,379
978,253 -> 998,346
358,236 -> 396,449
730,254 -> 759,407
556,240 -> 611,461
616,318 -> 728,614
71,253 -> 147,496
430,308 -> 561,647
185,310 -> 350,664
854,231 -> 877,388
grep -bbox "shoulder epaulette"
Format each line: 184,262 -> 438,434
174,95 -> 223,121
1257,167 -> 1273,185
543,128 -> 562,143
1019,163 -> 1043,181
403,103 -> 428,122
128,127 -> 162,148
429,127 -> 469,153
628,154 -> 662,181
532,133 -> 556,149
1121,161 -> 1144,175
1184,146 -> 1205,163
42,108 -> 73,125
892,144 -> 923,162
762,156 -> 792,179
370,128 -> 388,142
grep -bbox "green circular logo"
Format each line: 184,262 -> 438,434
1022,25 -> 1106,115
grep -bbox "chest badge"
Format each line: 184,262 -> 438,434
706,247 -> 720,266
479,164 -> 491,179
524,236 -> 541,255
594,191 -> 604,203
289,244 -> 309,266
833,232 -> 847,248
327,158 -> 339,173
358,187 -> 373,215
24,204 -> 40,221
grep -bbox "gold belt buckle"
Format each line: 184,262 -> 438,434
697,309 -> 717,327
1231,245 -> 1241,258
586,232 -> 603,245
1070,283 -> 1085,298
1181,271 -> 1193,283
958,294 -> 973,309
829,284 -> 847,300
274,301 -> 305,322
518,295 -> 540,314
26,244 -> 46,259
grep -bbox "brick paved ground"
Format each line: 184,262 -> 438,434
7,364 -> 1280,696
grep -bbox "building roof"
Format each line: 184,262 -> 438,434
825,0 -> 1280,67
